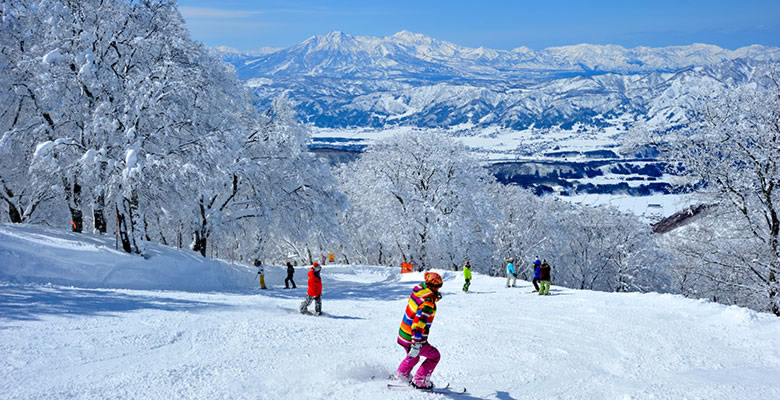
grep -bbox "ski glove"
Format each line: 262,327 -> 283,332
408,342 -> 422,358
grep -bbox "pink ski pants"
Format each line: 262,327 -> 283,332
396,342 -> 440,385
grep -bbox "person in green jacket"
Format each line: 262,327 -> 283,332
538,259 -> 552,295
462,260 -> 472,292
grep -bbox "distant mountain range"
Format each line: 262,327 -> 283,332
219,31 -> 780,206
219,31 -> 779,131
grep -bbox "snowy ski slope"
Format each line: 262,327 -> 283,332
1,224 -> 779,399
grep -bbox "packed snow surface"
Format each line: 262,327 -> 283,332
1,224 -> 779,399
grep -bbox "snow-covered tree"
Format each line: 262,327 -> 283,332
0,0 -> 62,224
190,94 -> 346,260
337,131 -> 496,271
490,184 -> 671,292
2,0 -> 345,260
17,0 -> 223,252
490,185 -> 551,277
652,72 -> 780,315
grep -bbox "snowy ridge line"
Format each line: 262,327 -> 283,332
227,30 -> 780,80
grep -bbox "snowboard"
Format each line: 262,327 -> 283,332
387,382 -> 468,395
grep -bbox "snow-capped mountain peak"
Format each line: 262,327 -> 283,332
227,30 -> 780,80
391,30 -> 427,41
299,30 -> 360,52
219,31 -> 779,133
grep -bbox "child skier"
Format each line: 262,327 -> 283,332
284,261 -> 296,289
394,272 -> 443,390
539,259 -> 552,295
462,261 -> 472,292
505,257 -> 516,287
532,257 -> 541,292
300,262 -> 322,314
254,259 -> 267,289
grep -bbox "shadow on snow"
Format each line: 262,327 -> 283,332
0,285 -> 233,322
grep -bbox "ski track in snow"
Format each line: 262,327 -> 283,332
1,225 -> 780,399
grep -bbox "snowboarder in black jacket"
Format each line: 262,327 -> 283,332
284,261 -> 296,289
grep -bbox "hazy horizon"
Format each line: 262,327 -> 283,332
177,0 -> 780,52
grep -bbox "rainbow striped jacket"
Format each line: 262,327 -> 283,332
398,283 -> 437,346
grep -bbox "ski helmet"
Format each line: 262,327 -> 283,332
424,272 -> 443,289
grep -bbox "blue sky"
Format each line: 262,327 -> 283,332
176,0 -> 780,51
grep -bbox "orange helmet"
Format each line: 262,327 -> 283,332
424,272 -> 443,289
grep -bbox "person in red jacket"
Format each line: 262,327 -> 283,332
300,262 -> 323,315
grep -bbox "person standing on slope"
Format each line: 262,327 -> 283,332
394,272 -> 444,390
538,259 -> 552,295
255,259 -> 267,290
284,261 -> 296,289
462,261 -> 472,292
505,257 -> 516,288
532,257 -> 542,292
300,262 -> 322,315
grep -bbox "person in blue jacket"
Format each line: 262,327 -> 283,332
505,257 -> 516,288
532,257 -> 542,292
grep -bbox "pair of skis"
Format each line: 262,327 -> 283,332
387,382 -> 468,395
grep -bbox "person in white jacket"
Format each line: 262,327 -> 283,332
255,259 -> 267,289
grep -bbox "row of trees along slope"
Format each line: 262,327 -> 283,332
0,0 -> 343,257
